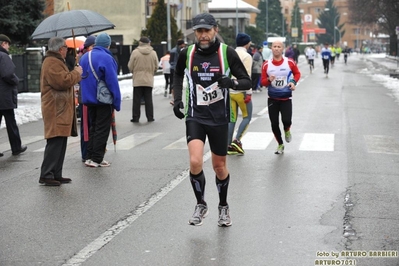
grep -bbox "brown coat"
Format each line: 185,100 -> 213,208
40,51 -> 81,139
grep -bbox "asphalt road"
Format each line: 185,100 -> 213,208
1,54 -> 399,266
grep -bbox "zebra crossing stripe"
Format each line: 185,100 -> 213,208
0,135 -> 42,152
107,132 -> 162,151
299,133 -> 334,151
241,132 -> 274,150
8,132 -> 399,154
364,135 -> 399,154
163,136 -> 187,149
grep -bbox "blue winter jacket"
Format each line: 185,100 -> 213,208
79,46 -> 121,111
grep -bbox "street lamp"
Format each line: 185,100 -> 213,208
293,6 -> 300,43
166,0 -> 171,51
334,26 -> 342,46
265,0 -> 268,40
334,12 -> 347,45
235,0 -> 238,37
282,11 -> 284,37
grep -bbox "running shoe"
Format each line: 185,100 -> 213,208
85,160 -> 111,167
218,205 -> 232,227
275,144 -> 284,155
231,139 -> 244,155
285,130 -> 292,143
227,145 -> 238,155
188,204 -> 208,226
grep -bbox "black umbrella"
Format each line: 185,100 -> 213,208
31,9 -> 115,40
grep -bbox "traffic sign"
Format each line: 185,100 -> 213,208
304,14 -> 312,23
304,28 -> 326,34
292,27 -> 298,37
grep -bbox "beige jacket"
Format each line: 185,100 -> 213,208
231,46 -> 253,94
127,43 -> 159,87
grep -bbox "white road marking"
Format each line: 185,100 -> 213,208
0,135 -> 42,152
364,135 -> 399,154
163,136 -> 187,149
241,132 -> 274,150
299,133 -> 335,151
106,132 -> 161,150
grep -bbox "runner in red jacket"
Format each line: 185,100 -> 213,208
261,40 -> 301,154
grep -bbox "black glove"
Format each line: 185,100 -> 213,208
173,101 -> 185,119
217,75 -> 235,89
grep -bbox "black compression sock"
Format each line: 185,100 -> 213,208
216,174 -> 230,206
190,170 -> 206,205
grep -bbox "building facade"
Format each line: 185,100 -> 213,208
49,0 -> 211,45
298,0 -> 377,49
208,0 -> 260,33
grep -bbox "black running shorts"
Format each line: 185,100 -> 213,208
186,120 -> 228,156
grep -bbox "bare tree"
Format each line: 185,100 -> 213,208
348,0 -> 399,55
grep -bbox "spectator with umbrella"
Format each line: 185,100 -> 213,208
39,37 -> 83,186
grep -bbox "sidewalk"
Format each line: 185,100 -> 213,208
363,53 -> 399,73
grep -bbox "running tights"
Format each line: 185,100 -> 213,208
268,98 -> 292,145
322,59 -> 329,74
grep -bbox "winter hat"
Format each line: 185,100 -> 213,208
84,36 -> 96,48
95,33 -> 111,48
0,34 -> 11,44
139,36 -> 150,43
236,33 -> 251,47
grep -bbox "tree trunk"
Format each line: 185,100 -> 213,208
389,33 -> 398,56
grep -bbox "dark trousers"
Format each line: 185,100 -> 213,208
322,59 -> 330,73
164,74 -> 171,94
87,105 -> 112,164
0,109 -> 22,153
40,137 -> 67,179
251,73 -> 261,90
268,98 -> 292,145
132,86 -> 154,121
170,69 -> 175,91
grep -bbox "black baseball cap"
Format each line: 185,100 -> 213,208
192,13 -> 217,30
